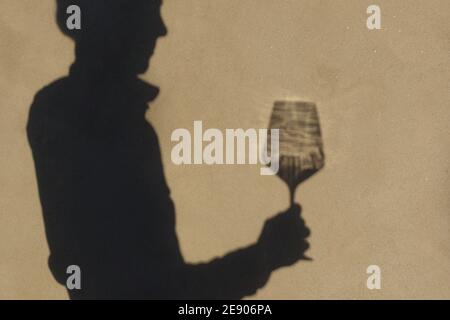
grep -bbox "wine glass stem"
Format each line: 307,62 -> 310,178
289,186 -> 295,207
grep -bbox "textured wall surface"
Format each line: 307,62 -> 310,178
0,0 -> 449,299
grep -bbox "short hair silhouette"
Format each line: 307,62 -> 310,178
56,0 -> 164,41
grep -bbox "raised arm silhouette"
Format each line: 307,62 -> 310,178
27,0 -> 311,299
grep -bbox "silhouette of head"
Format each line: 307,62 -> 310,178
56,0 -> 167,76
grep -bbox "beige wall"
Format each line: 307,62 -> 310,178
0,0 -> 449,299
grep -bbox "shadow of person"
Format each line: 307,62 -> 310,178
27,0 -> 311,299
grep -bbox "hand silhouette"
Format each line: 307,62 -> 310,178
257,204 -> 311,271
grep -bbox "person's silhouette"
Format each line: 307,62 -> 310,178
27,0 -> 311,299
